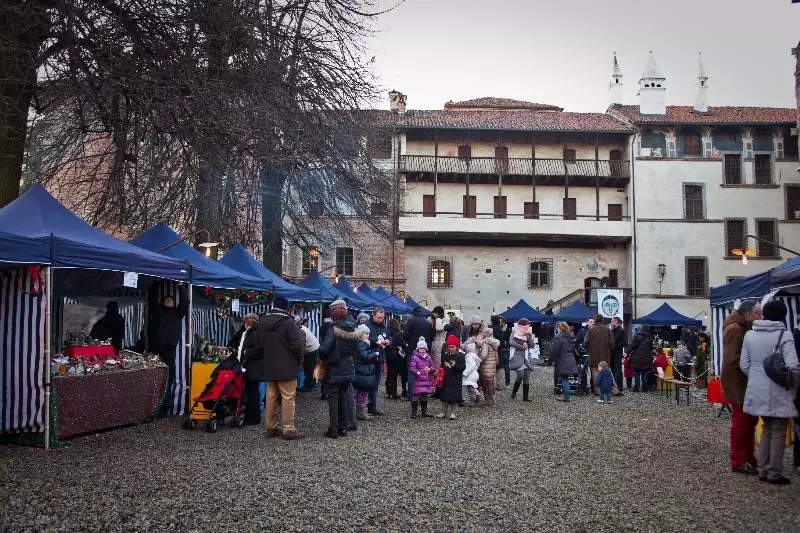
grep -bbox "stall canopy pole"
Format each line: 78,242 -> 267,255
185,283 -> 193,411
43,266 -> 53,450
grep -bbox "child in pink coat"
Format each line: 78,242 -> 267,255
409,337 -> 436,419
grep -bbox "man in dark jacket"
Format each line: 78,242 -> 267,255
403,307 -> 433,348
610,316 -> 627,396
148,282 -> 189,415
319,300 -> 358,438
721,300 -> 761,475
90,301 -> 126,353
575,317 -> 595,351
251,295 -> 305,440
366,307 -> 389,416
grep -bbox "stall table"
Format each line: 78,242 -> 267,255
51,367 -> 167,440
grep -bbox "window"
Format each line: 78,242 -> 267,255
301,248 -> 319,276
564,148 -> 577,162
584,277 -> 601,307
724,154 -> 742,184
754,154 -> 772,184
724,219 -> 747,256
463,195 -> 476,218
785,134 -> 799,158
308,202 -> 324,217
683,134 -> 701,156
685,257 -> 709,297
607,204 -> 622,221
370,202 -> 389,217
787,186 -> 800,220
563,198 -> 576,220
423,195 -> 436,218
427,257 -> 452,289
457,145 -> 472,160
367,131 -> 392,159
524,202 -> 540,220
608,269 -> 619,288
335,247 -> 353,276
495,145 -> 509,174
683,184 -> 704,220
493,196 -> 507,219
529,259 -> 553,290
756,219 -> 778,257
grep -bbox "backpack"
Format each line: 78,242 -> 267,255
763,332 -> 793,390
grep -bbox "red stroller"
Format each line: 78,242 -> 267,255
183,357 -> 244,433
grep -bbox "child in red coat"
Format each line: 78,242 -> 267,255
652,348 -> 668,376
623,353 -> 634,390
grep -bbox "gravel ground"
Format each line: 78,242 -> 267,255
2,370 -> 799,533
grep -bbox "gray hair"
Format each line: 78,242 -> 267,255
372,306 -> 384,314
736,300 -> 759,315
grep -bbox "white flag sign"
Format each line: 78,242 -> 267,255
597,288 -> 623,319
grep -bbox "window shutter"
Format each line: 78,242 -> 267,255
463,195 -> 476,218
607,204 -> 622,221
563,198 -> 577,220
423,195 -> 436,217
493,196 -> 507,219
495,146 -> 509,174
524,202 -> 540,220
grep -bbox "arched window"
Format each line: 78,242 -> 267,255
428,258 -> 451,289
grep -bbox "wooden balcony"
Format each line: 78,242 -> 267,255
401,155 -> 630,187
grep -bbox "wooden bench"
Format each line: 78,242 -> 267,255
660,378 -> 691,406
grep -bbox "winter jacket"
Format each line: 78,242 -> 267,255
90,310 -> 125,353
551,332 -> 579,378
652,352 -> 668,375
596,368 -> 614,393
440,349 -> 466,403
479,333 -> 500,380
300,325 -> 320,354
147,284 -> 189,349
585,323 -> 614,368
319,320 -> 358,385
386,332 -> 407,361
623,354 -> 634,378
627,328 -> 654,371
741,320 -> 800,419
612,326 -> 627,356
673,347 -> 692,365
576,327 -> 589,349
493,325 -> 509,352
680,329 -> 698,358
462,351 -> 481,388
721,311 -> 750,404
431,317 -> 446,358
366,318 -> 388,364
409,350 -> 436,395
509,325 -> 535,371
403,316 -> 433,351
353,338 -> 380,391
250,311 -> 304,382
240,323 -> 263,382
461,325 -> 484,345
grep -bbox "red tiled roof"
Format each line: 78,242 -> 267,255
386,109 -> 632,133
609,105 -> 796,125
444,97 -> 563,111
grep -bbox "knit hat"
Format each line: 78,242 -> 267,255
357,312 -> 370,324
272,295 -> 290,311
469,315 -> 482,325
446,335 -> 460,347
464,342 -> 477,354
329,299 -> 347,310
357,324 -> 371,336
416,336 -> 428,350
513,324 -> 531,340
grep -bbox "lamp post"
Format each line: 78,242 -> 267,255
657,263 -> 666,295
693,311 -> 708,320
156,229 -> 219,255
732,234 -> 800,265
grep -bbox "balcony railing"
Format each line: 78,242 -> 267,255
401,211 -> 631,221
400,155 -> 629,178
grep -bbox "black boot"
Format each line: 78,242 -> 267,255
523,384 -> 532,402
420,401 -> 434,418
411,401 -> 418,419
511,381 -> 522,399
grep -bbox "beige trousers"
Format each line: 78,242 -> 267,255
265,379 -> 297,432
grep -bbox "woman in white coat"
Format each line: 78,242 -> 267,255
740,299 -> 800,485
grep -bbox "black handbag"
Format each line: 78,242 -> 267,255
763,332 -> 793,390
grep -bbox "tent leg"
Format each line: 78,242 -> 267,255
185,284 -> 193,413
43,266 -> 53,450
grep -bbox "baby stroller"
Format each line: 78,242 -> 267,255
553,345 -> 590,395
183,356 -> 244,433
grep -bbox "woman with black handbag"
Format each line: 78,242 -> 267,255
740,299 -> 800,484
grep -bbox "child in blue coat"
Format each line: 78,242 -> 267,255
596,361 -> 615,404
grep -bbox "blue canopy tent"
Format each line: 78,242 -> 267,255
553,300 -> 596,324
218,244 -> 320,301
130,223 -> 269,290
333,276 -> 374,310
0,185 -> 190,281
499,299 -> 550,322
373,286 -> 413,315
402,295 -> 430,317
298,269 -> 348,302
631,303 -> 702,327
358,283 -> 407,315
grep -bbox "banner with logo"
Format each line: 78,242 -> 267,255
597,289 -> 623,320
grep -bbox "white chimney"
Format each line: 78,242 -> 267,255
694,53 -> 708,114
637,52 -> 666,116
388,90 -> 407,114
609,52 -> 624,106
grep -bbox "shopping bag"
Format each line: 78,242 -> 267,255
433,367 -> 445,388
706,378 -> 727,404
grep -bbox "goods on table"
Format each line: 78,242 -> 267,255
51,350 -> 166,377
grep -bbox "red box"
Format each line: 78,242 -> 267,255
63,345 -> 116,359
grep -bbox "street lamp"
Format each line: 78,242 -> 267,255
156,229 -> 219,254
657,263 -> 666,295
693,311 -> 708,320
732,234 -> 800,265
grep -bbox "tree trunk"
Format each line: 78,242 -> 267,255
0,3 -> 47,207
195,145 -> 224,245
260,162 -> 285,274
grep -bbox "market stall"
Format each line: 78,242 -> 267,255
499,299 -> 550,323
357,283 -> 408,315
0,186 -> 191,447
333,276 -> 375,310
402,295 -> 431,317
552,300 -> 595,324
373,286 -> 413,316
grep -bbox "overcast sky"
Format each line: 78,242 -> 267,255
366,0 -> 799,112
